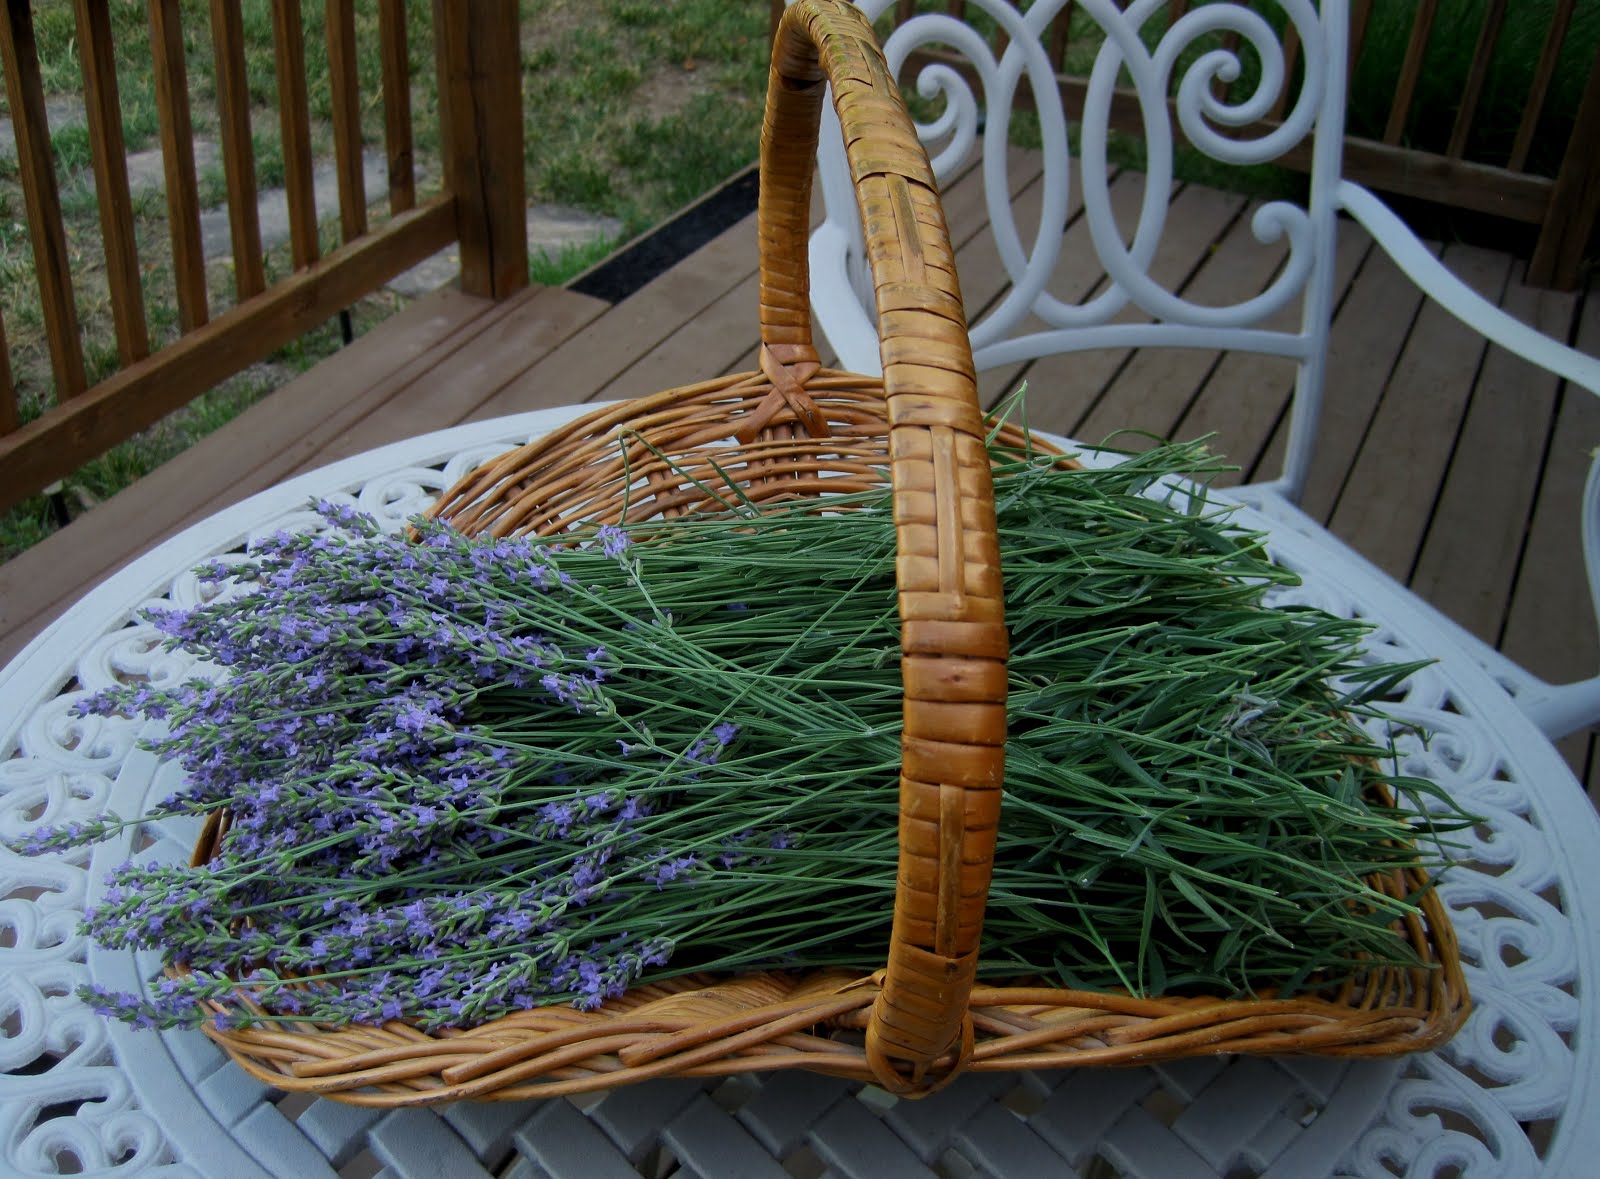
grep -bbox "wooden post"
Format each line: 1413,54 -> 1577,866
435,0 -> 527,300
1528,40 -> 1600,291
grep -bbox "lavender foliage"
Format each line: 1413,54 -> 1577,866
29,503 -> 794,1032
11,444 -> 1470,1032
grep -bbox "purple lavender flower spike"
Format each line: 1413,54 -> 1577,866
644,854 -> 700,890
595,524 -> 631,560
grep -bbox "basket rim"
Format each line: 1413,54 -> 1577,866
171,0 -> 1470,1103
182,380 -> 1469,1105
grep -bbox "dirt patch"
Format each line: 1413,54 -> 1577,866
633,64 -> 716,120
521,0 -> 592,53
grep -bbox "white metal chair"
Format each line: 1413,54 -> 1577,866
805,0 -> 1600,740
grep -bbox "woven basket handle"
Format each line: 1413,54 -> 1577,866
761,0 -> 1006,1094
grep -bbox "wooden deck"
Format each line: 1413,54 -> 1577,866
3,150 -> 1596,795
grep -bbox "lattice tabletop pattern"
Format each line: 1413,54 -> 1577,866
4,408 -> 1595,1178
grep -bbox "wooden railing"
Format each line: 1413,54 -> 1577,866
773,0 -> 1600,291
0,0 -> 529,516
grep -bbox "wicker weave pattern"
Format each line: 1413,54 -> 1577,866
760,0 -> 1007,1092
189,0 -> 1467,1104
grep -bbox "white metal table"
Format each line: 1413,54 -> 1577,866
3,406 -> 1595,1179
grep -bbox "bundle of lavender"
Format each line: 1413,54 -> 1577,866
15,435 -> 1468,1034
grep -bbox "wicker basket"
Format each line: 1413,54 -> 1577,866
189,0 -> 1467,1103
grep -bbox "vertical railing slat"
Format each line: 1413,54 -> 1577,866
0,0 -> 87,399
431,0 -> 454,198
210,0 -> 265,299
74,0 -> 149,364
0,307 -> 16,433
1383,0 -> 1441,146
1268,20 -> 1301,123
378,0 -> 415,214
1509,0 -> 1577,173
1168,1 -> 1191,26
1212,28 -> 1241,103
149,0 -> 209,332
1349,0 -> 1375,81
1446,0 -> 1508,159
1528,36 -> 1600,288
273,0 -> 321,269
326,0 -> 367,244
1048,3 -> 1075,73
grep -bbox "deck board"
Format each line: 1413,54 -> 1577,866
1409,271 -> 1580,644
168,288 -> 570,520
1578,297 -> 1600,805
942,144 -> 1042,250
2,155 -> 1595,813
596,272 -> 763,402
1499,290 -> 1600,797
1178,227 -> 1369,486
1327,242 -> 1515,584
0,287 -> 507,665
962,178 -> 1055,405
312,285 -> 610,465
1075,195 -> 1288,452
1502,286 -> 1600,684
1289,236 -> 1442,524
968,169 -> 1163,418
959,164 -> 1056,407
1009,179 -> 1243,440
468,211 -> 764,422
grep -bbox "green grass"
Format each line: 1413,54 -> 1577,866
531,234 -> 625,287
519,0 -> 766,236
